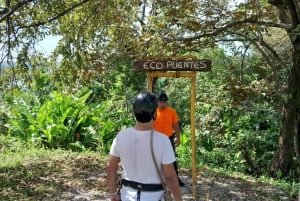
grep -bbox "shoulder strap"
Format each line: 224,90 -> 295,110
150,130 -> 169,188
150,129 -> 165,183
150,130 -> 173,201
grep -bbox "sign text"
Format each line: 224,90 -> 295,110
134,59 -> 211,71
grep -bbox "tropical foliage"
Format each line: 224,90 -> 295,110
0,85 -> 135,152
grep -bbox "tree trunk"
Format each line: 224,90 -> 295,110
268,0 -> 300,178
270,102 -> 296,177
296,109 -> 300,164
270,38 -> 300,177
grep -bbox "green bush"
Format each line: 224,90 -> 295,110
3,90 -> 100,150
198,106 -> 280,177
1,87 -> 136,152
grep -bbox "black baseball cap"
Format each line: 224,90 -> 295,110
158,92 -> 168,101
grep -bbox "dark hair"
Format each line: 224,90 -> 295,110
158,92 -> 168,101
133,91 -> 157,123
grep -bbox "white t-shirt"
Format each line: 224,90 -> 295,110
109,127 -> 176,200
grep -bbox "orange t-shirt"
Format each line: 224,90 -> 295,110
154,107 -> 179,137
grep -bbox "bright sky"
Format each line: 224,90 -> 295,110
37,35 -> 61,56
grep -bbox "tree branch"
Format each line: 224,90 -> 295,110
138,0 -> 146,26
292,0 -> 300,23
161,16 -> 293,42
255,20 -> 293,30
0,6 -> 9,15
0,0 -> 34,23
19,0 -> 91,29
231,31 -> 284,93
268,0 -> 287,9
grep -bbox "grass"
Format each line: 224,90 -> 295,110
196,165 -> 299,199
0,136 -> 108,201
176,133 -> 299,199
0,135 -> 298,200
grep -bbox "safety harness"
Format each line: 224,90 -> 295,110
121,179 -> 164,201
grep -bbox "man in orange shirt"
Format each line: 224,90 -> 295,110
154,92 -> 185,187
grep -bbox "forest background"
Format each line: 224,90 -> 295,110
1,0 -> 300,199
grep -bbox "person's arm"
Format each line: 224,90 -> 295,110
173,122 -> 181,147
162,163 -> 183,201
106,155 -> 121,201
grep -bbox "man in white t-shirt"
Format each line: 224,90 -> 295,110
107,91 -> 183,201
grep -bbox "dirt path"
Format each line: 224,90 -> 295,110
0,155 -> 295,201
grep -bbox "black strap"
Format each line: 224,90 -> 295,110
122,179 -> 164,201
121,179 -> 163,191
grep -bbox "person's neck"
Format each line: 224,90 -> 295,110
158,106 -> 167,110
134,121 -> 153,131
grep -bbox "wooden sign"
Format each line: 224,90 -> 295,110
134,58 -> 211,71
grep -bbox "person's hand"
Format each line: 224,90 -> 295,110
174,136 -> 180,147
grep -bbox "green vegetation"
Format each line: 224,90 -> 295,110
0,48 -> 299,199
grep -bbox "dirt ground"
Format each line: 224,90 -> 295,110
0,155 -> 295,201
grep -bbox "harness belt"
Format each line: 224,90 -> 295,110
121,179 -> 164,201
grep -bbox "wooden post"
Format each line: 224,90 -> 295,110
147,73 -> 153,92
191,73 -> 197,199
